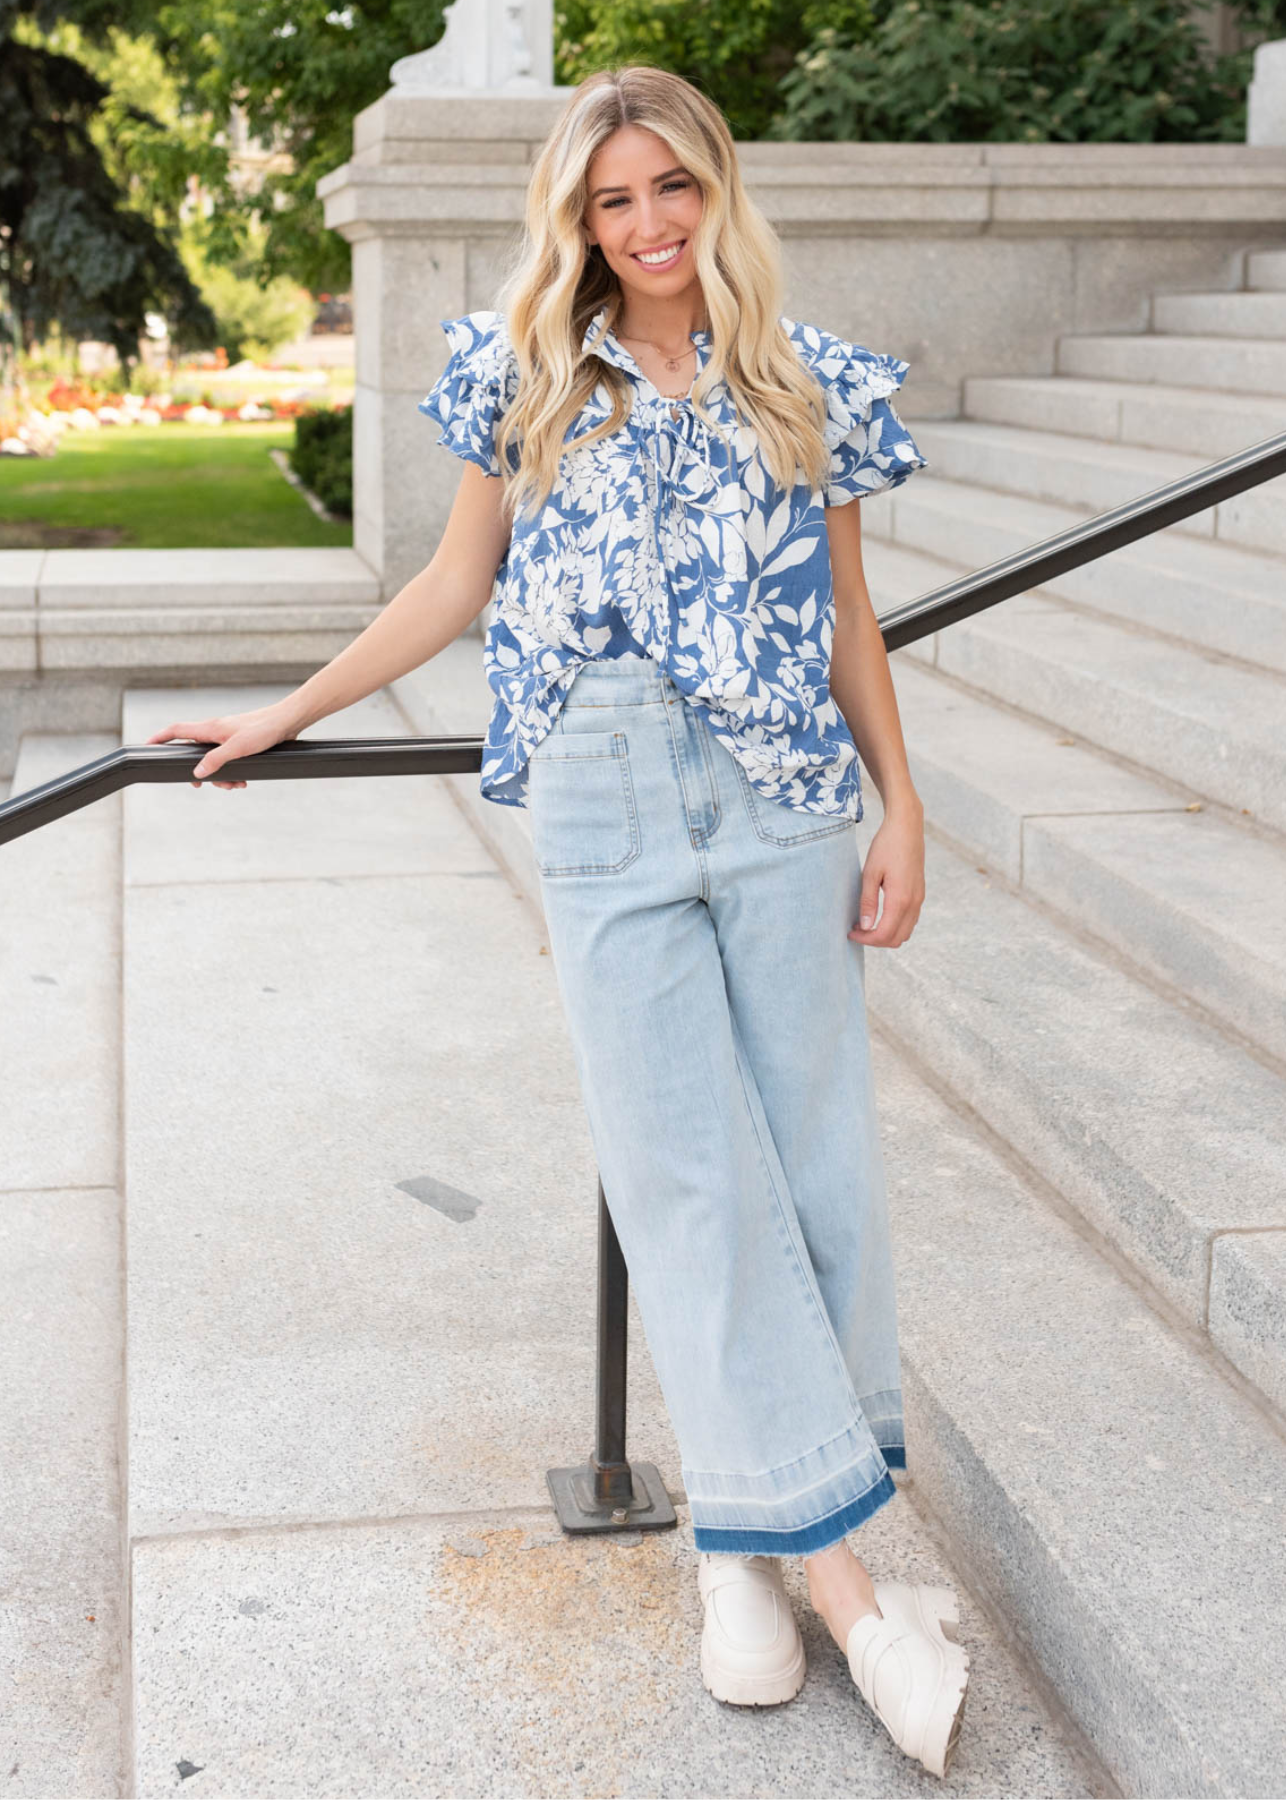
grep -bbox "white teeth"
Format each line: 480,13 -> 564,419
635,243 -> 683,265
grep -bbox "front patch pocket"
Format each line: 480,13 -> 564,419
734,760 -> 855,847
528,730 -> 642,877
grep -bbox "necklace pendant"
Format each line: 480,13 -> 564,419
665,356 -> 681,371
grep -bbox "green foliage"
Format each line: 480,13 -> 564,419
554,0 -> 876,140
148,0 -> 452,295
125,361 -> 168,397
290,404 -> 352,517
1233,0 -> 1286,32
0,0 -> 218,372
22,18 -> 228,229
770,0 -> 1269,143
180,219 -> 315,361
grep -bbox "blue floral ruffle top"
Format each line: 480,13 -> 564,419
418,304 -> 927,818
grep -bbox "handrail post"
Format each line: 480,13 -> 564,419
545,1176 -> 678,1534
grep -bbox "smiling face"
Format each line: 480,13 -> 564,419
583,123 -> 706,318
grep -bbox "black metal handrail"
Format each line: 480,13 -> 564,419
2,427 -> 1282,852
3,426 -> 1283,1536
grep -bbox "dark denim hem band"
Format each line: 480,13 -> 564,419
691,1461 -> 902,1558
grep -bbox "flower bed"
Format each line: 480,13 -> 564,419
2,381 -> 323,455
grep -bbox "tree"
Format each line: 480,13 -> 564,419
150,0 -> 452,296
1,0 -> 218,374
40,19 -> 315,359
180,216 -> 316,362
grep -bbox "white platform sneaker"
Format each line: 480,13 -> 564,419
845,1580 -> 971,1777
696,1552 -> 807,1706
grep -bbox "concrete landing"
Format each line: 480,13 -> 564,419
130,1498 -> 1094,1800
1,734 -> 126,1798
114,684 -> 1099,1798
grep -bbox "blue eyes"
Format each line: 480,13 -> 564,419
602,180 -> 691,209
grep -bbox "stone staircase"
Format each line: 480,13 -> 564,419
4,247 -> 1285,1797
847,241 -> 1286,1795
3,700 -> 1103,1799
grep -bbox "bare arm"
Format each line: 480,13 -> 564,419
286,460 -> 512,730
825,496 -> 926,948
145,460 -> 511,785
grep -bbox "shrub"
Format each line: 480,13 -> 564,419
770,0 -> 1258,143
130,364 -> 168,399
555,0 -> 877,141
289,404 -> 352,517
180,219 -> 316,364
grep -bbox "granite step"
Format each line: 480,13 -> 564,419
915,589 -> 1286,832
1246,247 -> 1286,290
909,418 -> 1286,561
959,371 -> 1286,459
886,652 -> 1286,1069
862,813 -> 1286,1421
1151,287 -> 1286,337
862,474 -> 1286,677
1054,330 -> 1286,396
0,731 -> 126,1798
872,1019 -> 1286,1800
1,734 -> 121,1191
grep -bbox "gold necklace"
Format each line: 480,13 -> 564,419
616,330 -> 701,374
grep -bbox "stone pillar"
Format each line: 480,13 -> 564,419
1247,39 -> 1286,146
318,91 -> 571,598
388,0 -> 559,91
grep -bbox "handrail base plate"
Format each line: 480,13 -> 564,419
546,1459 -> 678,1534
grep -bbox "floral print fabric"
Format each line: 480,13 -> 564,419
418,304 -> 927,816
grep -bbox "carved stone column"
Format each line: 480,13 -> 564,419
318,0 -> 571,596
1248,39 -> 1286,147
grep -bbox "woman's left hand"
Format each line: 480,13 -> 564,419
847,798 -> 926,949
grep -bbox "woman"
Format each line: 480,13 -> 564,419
146,64 -> 969,1778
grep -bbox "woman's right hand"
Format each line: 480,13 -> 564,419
144,701 -> 306,790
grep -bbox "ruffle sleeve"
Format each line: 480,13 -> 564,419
418,309 -> 520,478
787,319 -> 928,506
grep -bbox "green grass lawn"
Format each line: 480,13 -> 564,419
0,423 -> 352,549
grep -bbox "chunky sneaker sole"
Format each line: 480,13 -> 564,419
697,1552 -> 807,1706
846,1580 -> 970,1777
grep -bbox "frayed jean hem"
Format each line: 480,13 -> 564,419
690,1451 -> 904,1558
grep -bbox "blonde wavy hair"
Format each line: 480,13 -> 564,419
490,64 -> 832,522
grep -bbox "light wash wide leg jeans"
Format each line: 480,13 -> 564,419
526,652 -> 905,1557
